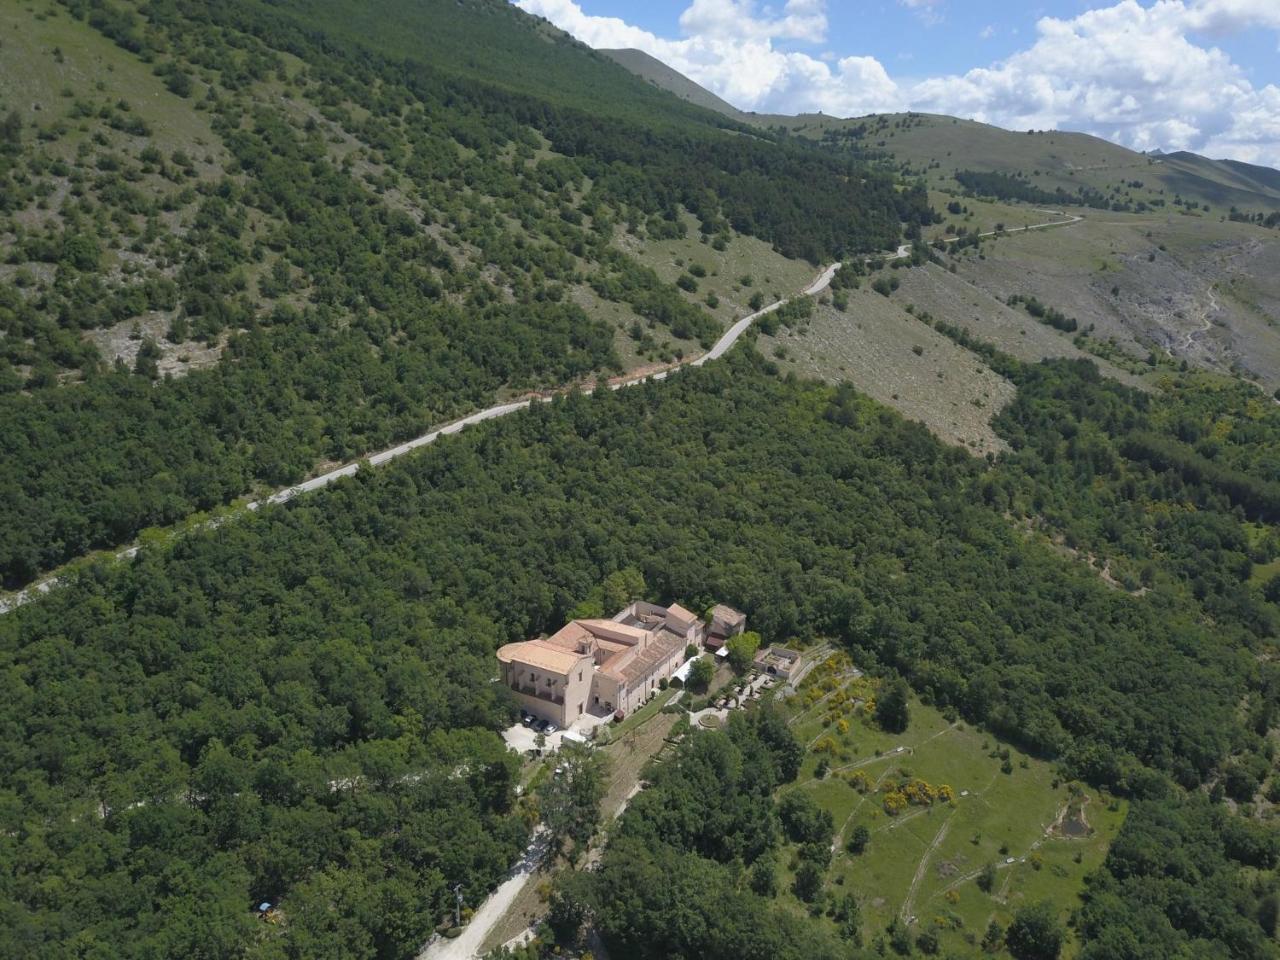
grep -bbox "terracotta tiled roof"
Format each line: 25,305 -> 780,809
711,604 -> 745,625
575,619 -> 650,644
497,639 -> 589,674
603,628 -> 684,687
666,603 -> 697,625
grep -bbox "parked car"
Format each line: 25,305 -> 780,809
521,712 -> 535,726
535,719 -> 550,733
544,722 -> 559,734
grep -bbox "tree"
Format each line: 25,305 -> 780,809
134,337 -> 162,379
600,567 -> 645,613
537,743 -> 609,862
750,851 -> 778,897
982,919 -> 1005,952
688,656 -> 714,692
875,676 -> 910,734
847,824 -> 870,855
778,790 -> 833,846
792,860 -> 824,903
61,232 -> 101,272
548,870 -> 597,946
833,892 -> 860,944
1006,901 -> 1064,960
0,109 -> 21,153
725,630 -> 761,673
977,861 -> 997,893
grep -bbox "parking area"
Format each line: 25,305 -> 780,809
502,709 -> 611,755
503,722 -> 570,754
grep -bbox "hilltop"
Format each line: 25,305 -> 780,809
595,53 -> 1280,214
600,48 -> 746,121
602,55 -> 1280,399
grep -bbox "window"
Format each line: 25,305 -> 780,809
578,703 -> 583,715
578,671 -> 583,682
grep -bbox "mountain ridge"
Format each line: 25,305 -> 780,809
603,47 -> 1280,213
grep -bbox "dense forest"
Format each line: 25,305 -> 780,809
4,346 -> 1279,956
954,169 -> 1116,210
3,1 -> 1280,957
0,0 -> 928,586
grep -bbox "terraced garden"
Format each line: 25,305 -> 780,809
776,655 -> 1126,957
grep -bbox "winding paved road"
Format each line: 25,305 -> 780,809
0,211 -> 1085,617
0,263 -> 841,616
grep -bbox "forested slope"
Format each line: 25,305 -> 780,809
0,0 -> 931,588
4,347 -> 1280,957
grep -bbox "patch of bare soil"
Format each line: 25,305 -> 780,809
83,312 -> 227,378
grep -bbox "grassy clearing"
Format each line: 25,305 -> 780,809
756,289 -> 1016,454
1251,557 -> 1280,588
623,213 -> 817,324
0,3 -> 223,167
775,655 -> 1125,957
924,191 -> 1075,243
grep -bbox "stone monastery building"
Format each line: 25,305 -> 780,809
497,600 -> 744,726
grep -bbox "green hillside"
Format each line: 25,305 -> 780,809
776,111 -> 1280,215
600,47 -> 745,120
0,0 -> 928,588
597,50 -> 1280,214
3,8 -> 1280,960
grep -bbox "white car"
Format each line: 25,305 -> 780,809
544,722 -> 559,734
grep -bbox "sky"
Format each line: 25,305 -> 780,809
512,0 -> 1280,167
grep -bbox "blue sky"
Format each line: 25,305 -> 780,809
516,0 -> 1280,165
565,1 -> 1278,81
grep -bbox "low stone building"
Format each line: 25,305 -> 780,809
754,646 -> 803,680
497,600 -> 704,726
706,603 -> 747,652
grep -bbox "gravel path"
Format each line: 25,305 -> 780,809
417,829 -> 549,960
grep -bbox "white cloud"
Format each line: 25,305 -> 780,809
911,1 -> 1280,164
517,0 -> 904,113
898,0 -> 945,26
516,0 -> 1280,166
979,24 -> 995,39
1183,0 -> 1280,33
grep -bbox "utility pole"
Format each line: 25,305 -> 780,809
452,883 -> 464,929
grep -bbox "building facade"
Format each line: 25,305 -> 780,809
497,600 -> 708,725
706,603 -> 748,651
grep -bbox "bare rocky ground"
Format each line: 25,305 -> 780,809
917,212 -> 1280,392
893,262 -> 1142,385
83,313 -> 227,378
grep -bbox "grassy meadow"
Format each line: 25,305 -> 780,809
770,654 -> 1125,957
